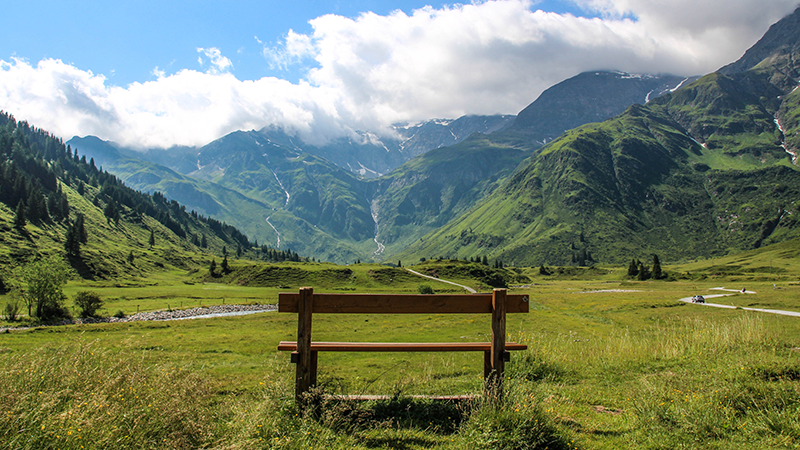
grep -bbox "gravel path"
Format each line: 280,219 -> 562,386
1,303 -> 277,332
405,268 -> 477,293
679,288 -> 800,318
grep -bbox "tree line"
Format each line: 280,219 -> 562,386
0,111 -> 254,257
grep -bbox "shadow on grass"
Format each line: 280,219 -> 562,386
359,436 -> 439,449
302,389 -> 469,435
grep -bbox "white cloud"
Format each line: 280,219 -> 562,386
196,47 -> 233,74
0,0 -> 798,149
262,30 -> 316,71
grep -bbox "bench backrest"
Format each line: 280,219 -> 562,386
278,292 -> 530,314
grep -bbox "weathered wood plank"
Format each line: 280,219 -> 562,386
295,287 -> 314,402
278,341 -> 527,352
278,292 -> 529,314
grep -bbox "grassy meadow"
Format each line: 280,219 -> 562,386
1,253 -> 799,449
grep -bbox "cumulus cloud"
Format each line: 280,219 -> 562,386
262,30 -> 316,71
196,47 -> 233,74
1,0 -> 797,149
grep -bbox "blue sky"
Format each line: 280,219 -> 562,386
1,0 -> 797,148
2,1 -> 589,86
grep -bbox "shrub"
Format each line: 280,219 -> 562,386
418,284 -> 435,294
113,310 -> 126,319
74,291 -> 104,318
3,298 -> 20,321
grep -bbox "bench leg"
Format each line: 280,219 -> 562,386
486,288 -> 507,400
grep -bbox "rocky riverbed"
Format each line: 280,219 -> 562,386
1,303 -> 277,332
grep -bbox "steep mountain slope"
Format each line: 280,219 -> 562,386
510,71 -> 694,144
69,68 -> 692,263
395,8 -> 800,266
0,113 -> 258,281
367,72 -> 692,258
69,132 -> 377,263
367,134 -> 530,257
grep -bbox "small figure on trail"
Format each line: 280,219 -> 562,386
742,288 -> 746,293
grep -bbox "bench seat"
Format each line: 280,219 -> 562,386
278,341 -> 527,352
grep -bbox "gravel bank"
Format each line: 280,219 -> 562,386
1,303 -> 277,332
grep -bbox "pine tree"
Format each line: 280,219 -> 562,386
14,200 -> 26,229
652,254 -> 663,280
221,255 -> 230,274
209,259 -> 217,277
627,259 -> 639,277
75,213 -> 87,244
148,230 -> 155,248
64,221 -> 81,257
637,262 -> 651,281
103,201 -> 117,224
201,234 -> 208,248
128,251 -> 135,265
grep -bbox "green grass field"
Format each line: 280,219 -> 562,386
1,253 -> 799,449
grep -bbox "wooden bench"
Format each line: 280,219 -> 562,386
278,287 -> 529,402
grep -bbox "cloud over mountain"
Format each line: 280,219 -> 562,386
0,0 -> 796,149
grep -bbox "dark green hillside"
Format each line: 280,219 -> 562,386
70,132 -> 377,263
0,112 -> 259,280
369,134 -> 530,256
394,8 -> 800,266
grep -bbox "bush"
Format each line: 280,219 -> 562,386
418,284 -> 435,294
3,299 -> 20,321
113,310 -> 126,319
74,291 -> 104,318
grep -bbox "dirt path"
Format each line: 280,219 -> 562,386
405,268 -> 477,293
679,288 -> 800,317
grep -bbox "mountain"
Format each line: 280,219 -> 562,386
366,72 -> 693,257
0,112 -> 267,281
69,132 -> 378,263
510,71 -> 696,144
394,8 -> 800,266
68,68 -> 695,264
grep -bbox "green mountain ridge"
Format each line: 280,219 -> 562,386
0,112 -> 266,282
67,70 -> 689,264
396,7 -> 800,266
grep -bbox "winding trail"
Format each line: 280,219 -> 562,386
679,288 -> 800,317
405,268 -> 477,293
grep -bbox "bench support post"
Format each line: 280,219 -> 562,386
486,288 -> 507,399
295,287 -> 314,403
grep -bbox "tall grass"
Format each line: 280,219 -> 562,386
0,339 -> 216,449
1,310 -> 797,449
510,313 -> 800,448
